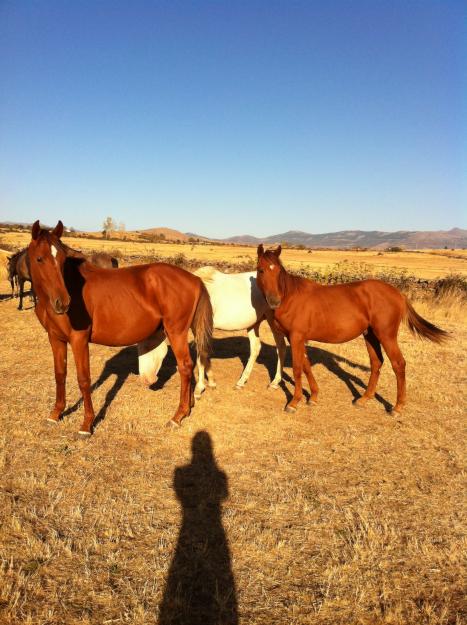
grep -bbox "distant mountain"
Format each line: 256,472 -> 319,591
220,228 -> 467,249
138,226 -> 190,241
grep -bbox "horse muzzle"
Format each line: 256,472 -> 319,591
52,297 -> 70,315
266,296 -> 281,310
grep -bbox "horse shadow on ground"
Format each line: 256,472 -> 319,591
212,336 -> 392,412
0,290 -> 35,307
158,431 -> 238,625
61,344 -> 178,427
61,335 -> 392,427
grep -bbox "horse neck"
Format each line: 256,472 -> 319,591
278,265 -> 304,299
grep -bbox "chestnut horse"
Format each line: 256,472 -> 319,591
256,245 -> 448,416
28,220 -> 212,435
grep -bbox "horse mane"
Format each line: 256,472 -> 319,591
8,248 -> 27,263
263,251 -> 306,298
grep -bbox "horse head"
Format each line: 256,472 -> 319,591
256,244 -> 283,309
28,220 -> 71,314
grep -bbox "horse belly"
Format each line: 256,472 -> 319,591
90,307 -> 160,346
309,310 -> 368,344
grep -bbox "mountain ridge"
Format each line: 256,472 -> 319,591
218,228 -> 467,249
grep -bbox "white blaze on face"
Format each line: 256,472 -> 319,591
51,245 -> 58,258
269,264 -> 274,270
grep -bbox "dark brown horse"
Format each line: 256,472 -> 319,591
28,220 -> 212,435
8,248 -> 36,310
256,245 -> 448,416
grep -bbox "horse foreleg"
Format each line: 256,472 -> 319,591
235,322 -> 261,389
47,335 -> 67,424
265,312 -> 286,389
18,279 -> 25,310
194,354 -> 207,399
286,334 -> 305,413
165,331 -> 193,427
137,329 -> 167,386
70,335 -> 96,436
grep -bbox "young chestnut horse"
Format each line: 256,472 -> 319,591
137,266 -> 287,397
256,245 -> 448,416
28,220 -> 212,435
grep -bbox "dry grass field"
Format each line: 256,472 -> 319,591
0,247 -> 466,624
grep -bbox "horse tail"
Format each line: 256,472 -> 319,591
404,298 -> 449,343
191,281 -> 213,364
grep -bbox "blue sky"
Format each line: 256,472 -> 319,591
0,1 -> 465,237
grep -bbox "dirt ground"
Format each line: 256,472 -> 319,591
0,277 -> 465,625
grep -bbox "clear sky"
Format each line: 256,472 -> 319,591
0,1 -> 465,238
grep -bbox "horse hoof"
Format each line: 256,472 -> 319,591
194,387 -> 205,400
268,383 -> 279,390
165,419 -> 181,429
78,431 -> 92,438
234,384 -> 244,391
46,418 -> 59,425
207,382 -> 217,389
390,409 -> 401,418
285,405 -> 297,413
354,398 -> 367,409
307,399 -> 318,406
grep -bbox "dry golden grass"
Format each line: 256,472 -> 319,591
1,230 -> 466,279
0,269 -> 465,625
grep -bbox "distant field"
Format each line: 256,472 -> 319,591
1,230 -> 466,279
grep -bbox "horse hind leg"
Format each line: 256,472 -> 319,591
303,346 -> 319,405
355,328 -> 384,408
379,333 -> 406,416
235,322 -> 261,389
164,330 -> 193,427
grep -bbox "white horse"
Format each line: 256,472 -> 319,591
137,266 -> 286,398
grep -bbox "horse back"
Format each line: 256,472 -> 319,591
79,262 -> 203,345
278,278 -> 405,343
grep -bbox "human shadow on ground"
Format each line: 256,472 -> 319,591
158,431 -> 238,625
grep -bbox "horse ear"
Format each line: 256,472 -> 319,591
257,244 -> 264,257
31,220 -> 41,240
52,220 -> 64,238
274,245 -> 282,257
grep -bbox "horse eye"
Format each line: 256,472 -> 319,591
258,268 -> 264,274
37,257 -> 43,263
